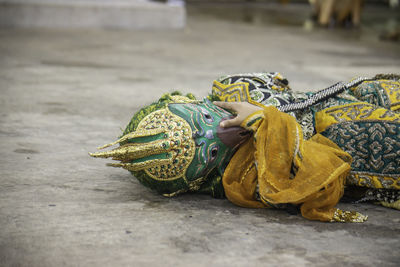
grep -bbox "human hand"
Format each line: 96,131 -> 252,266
214,101 -> 263,128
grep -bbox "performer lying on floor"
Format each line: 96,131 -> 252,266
90,72 -> 400,223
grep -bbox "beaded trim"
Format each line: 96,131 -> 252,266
278,77 -> 372,113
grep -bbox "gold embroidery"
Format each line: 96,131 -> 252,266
90,108 -> 196,181
315,102 -> 400,133
212,80 -> 264,108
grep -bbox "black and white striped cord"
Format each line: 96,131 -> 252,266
278,77 -> 372,113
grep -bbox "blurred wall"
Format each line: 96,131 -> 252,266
0,0 -> 186,29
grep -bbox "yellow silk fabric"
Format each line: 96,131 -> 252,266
222,106 -> 353,222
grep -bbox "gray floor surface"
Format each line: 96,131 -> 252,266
1,5 -> 400,267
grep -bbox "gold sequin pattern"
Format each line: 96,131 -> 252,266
137,108 -> 195,181
331,209 -> 368,223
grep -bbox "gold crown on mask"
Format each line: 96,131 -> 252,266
90,96 -> 197,182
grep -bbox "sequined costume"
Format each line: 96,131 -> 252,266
90,73 -> 400,222
213,72 -> 400,214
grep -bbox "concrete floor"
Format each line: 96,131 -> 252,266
1,5 -> 400,267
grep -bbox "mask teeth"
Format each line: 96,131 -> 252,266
97,128 -> 165,150
89,139 -> 169,162
107,159 -> 171,171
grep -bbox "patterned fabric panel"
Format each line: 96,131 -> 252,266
216,72 -> 295,107
212,80 -> 254,103
294,92 -> 359,140
316,103 -> 400,190
349,80 -> 400,112
322,121 -> 399,189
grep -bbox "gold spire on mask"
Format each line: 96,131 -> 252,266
90,108 -> 196,181
90,139 -> 169,162
96,128 -> 165,150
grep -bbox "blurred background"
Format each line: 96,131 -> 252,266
1,1 -> 400,35
1,0 -> 398,94
186,0 -> 400,39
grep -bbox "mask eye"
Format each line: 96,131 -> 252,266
201,108 -> 214,123
210,146 -> 218,161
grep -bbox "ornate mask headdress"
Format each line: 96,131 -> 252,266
90,92 -> 250,197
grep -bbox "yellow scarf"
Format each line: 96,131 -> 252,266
222,106 -> 353,222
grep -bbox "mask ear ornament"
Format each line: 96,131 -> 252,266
90,108 -> 196,181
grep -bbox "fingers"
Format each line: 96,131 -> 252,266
214,101 -> 263,128
214,101 -> 239,128
220,116 -> 241,128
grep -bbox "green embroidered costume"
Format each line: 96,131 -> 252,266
90,73 -> 400,222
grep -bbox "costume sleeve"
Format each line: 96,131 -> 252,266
222,106 -> 367,222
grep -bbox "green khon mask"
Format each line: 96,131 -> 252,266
90,93 -> 250,197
